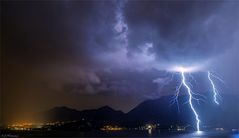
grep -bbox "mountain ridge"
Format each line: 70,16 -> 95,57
43,94 -> 239,129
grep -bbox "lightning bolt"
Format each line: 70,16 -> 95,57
181,71 -> 201,131
207,71 -> 220,105
170,75 -> 182,113
158,66 -> 223,132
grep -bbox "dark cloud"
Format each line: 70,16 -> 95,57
4,1 -> 237,67
2,1 -> 117,64
124,1 -> 238,64
2,0 -> 238,123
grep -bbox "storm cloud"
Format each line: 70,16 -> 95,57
2,0 -> 238,123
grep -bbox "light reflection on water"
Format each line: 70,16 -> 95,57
85,131 -> 239,138
7,130 -> 239,138
232,133 -> 239,138
171,131 -> 239,138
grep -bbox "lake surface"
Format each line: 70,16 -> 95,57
82,131 -> 239,138
2,130 -> 239,138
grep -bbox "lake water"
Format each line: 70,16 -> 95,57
2,130 -> 239,138
89,131 -> 239,138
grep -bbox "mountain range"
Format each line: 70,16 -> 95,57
43,94 -> 239,129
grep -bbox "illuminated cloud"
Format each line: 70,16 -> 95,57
2,0 -> 238,121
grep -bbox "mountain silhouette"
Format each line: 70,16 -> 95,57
44,94 -> 239,129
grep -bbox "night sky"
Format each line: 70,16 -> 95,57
1,0 -> 239,124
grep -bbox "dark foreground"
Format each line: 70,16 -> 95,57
1,130 -> 239,138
